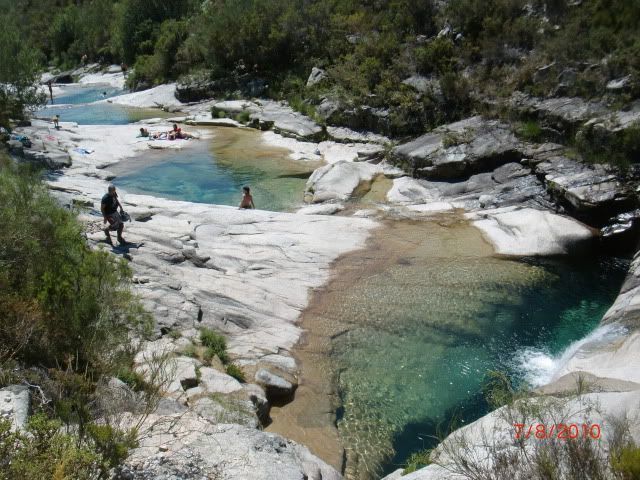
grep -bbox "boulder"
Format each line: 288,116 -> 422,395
402,75 -> 441,98
466,206 -> 596,256
387,164 -> 552,212
316,97 -> 341,121
391,116 -> 522,180
251,100 -> 324,141
52,70 -> 74,84
254,369 -> 296,399
198,367 -> 243,395
607,75 -> 632,91
304,161 -> 382,203
192,396 -> 259,428
306,67 -> 328,87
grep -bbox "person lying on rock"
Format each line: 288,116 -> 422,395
101,184 -> 127,245
238,185 -> 255,209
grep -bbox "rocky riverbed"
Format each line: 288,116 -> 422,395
8,70 -> 640,479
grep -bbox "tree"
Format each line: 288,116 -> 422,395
0,15 -> 45,129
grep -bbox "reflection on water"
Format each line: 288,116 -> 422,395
112,127 -> 320,212
269,217 -> 627,479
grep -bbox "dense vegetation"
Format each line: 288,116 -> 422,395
1,0 -> 638,135
0,160 -> 153,478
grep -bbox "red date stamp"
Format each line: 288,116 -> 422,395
513,423 -> 602,440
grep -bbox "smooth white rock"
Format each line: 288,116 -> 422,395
466,207 -> 595,256
305,161 -> 382,203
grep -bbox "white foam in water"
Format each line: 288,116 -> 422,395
517,323 -> 627,387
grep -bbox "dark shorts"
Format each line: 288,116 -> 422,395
105,212 -> 123,231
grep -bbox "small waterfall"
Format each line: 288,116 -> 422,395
517,323 -> 627,387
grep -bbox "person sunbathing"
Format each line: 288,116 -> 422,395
139,127 -> 150,137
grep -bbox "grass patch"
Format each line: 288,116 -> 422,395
403,449 -> 432,474
200,328 -> 229,364
516,120 -> 543,142
225,363 -> 245,383
235,110 -> 251,123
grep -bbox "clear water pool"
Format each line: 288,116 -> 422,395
37,85 -> 168,125
279,219 -> 628,479
111,127 -> 320,212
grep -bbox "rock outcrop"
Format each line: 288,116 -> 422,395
535,155 -> 638,223
391,116 -> 522,179
0,385 -> 30,431
115,412 -> 341,480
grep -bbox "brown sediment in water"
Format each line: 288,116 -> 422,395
266,213 -> 495,476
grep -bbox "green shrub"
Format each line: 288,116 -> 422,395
211,107 -> 227,119
225,363 -> 246,382
403,449 -> 432,474
575,122 -> 640,168
482,370 -> 516,409
0,166 -> 151,373
0,414 -> 101,479
116,367 -> 149,392
415,37 -> 457,76
611,445 -> 640,479
235,110 -> 251,123
86,423 -> 137,471
200,328 -> 229,364
516,120 -> 543,141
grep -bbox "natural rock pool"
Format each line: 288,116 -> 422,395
112,127 -> 320,212
42,83 -> 629,479
267,216 -> 628,479
38,84 -> 169,125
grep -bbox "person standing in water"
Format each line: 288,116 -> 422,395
238,186 -> 255,209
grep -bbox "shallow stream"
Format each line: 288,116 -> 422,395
49,85 -> 628,479
267,216 -> 628,479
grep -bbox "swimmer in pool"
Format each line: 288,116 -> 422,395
238,186 -> 255,209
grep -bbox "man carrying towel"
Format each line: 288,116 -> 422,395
101,184 -> 127,245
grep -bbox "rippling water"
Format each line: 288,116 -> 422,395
280,218 -> 628,479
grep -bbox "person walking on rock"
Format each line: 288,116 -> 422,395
101,184 -> 127,245
47,80 -> 53,104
